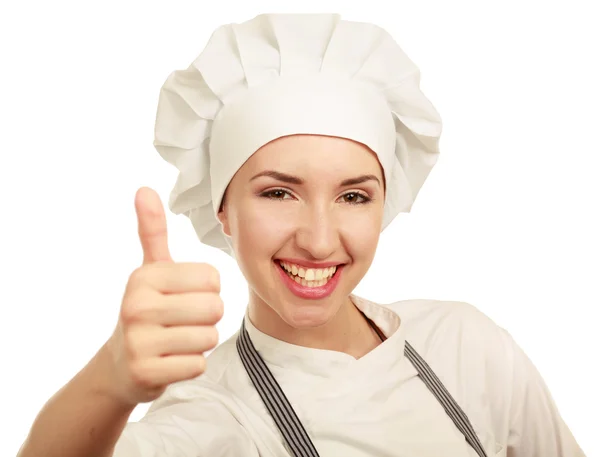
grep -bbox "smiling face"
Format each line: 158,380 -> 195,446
217,134 -> 386,334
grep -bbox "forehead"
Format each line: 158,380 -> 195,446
240,134 -> 383,176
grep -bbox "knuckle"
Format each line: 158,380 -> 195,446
194,356 -> 207,376
128,266 -> 148,289
211,295 -> 224,320
129,361 -> 152,388
205,326 -> 219,349
185,357 -> 206,380
199,263 -> 220,292
199,294 -> 223,322
121,293 -> 147,324
123,327 -> 141,359
120,302 -> 139,324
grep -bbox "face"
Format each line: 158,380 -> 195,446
217,134 -> 385,331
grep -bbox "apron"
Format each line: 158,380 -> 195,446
236,312 -> 488,457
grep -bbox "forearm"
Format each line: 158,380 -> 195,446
17,341 -> 136,457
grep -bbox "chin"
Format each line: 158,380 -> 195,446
276,299 -> 338,329
269,269 -> 353,330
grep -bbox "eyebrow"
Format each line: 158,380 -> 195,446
250,170 -> 381,187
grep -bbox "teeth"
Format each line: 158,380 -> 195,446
279,261 -> 339,287
280,262 -> 337,279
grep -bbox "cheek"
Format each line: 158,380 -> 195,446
339,207 -> 383,258
230,201 -> 296,255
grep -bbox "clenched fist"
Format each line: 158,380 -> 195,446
105,187 -> 223,406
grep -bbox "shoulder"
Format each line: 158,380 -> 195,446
381,297 -> 515,446
355,295 -> 514,380
384,297 -> 508,352
385,297 -> 515,380
387,297 -> 496,327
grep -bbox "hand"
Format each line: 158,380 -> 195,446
105,187 -> 223,406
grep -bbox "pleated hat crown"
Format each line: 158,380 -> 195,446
153,13 -> 442,256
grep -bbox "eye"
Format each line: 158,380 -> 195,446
260,188 -> 293,200
339,191 -> 371,205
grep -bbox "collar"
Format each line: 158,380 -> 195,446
242,294 -> 408,381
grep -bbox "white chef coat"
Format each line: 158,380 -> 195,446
113,295 -> 585,457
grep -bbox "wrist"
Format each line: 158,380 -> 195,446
86,339 -> 138,412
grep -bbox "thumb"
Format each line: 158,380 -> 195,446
135,187 -> 172,264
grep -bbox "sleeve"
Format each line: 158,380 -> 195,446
112,398 -> 260,457
501,329 -> 586,457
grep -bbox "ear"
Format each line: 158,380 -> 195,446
217,203 -> 231,237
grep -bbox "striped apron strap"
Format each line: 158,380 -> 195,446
404,341 -> 488,457
236,319 -> 321,457
236,318 -> 488,457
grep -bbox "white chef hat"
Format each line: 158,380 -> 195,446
153,13 -> 442,257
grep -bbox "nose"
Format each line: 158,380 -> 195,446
295,203 -> 341,260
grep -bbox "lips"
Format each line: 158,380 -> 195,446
274,259 -> 344,300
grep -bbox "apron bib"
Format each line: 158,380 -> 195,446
236,317 -> 488,457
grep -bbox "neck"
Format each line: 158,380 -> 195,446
247,292 -> 382,359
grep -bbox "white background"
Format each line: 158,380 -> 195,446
1,1 -> 598,456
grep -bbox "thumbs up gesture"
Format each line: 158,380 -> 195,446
105,187 -> 223,406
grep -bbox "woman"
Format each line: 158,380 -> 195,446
17,13 -> 584,457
